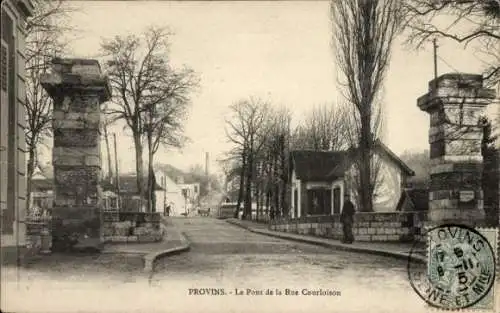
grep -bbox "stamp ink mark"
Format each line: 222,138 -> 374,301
407,224 -> 497,310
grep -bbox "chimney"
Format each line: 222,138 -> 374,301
205,152 -> 209,176
205,152 -> 211,193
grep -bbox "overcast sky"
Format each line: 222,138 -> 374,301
39,1 -> 498,175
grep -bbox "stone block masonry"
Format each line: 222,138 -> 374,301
41,58 -> 111,252
417,73 -> 496,226
270,212 -> 425,242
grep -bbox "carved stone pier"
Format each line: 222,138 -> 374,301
417,73 -> 496,226
41,58 -> 111,251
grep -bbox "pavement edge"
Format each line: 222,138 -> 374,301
226,218 -> 426,264
143,225 -> 191,273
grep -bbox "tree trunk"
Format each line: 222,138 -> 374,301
235,152 -> 246,218
265,188 -> 270,220
256,177 -> 261,221
279,136 -> 287,217
147,131 -> 155,213
134,134 -> 145,212
25,142 -> 36,211
244,153 -> 253,220
359,113 -> 373,212
150,165 -> 157,213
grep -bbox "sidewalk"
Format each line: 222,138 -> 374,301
1,218 -> 190,271
102,217 -> 190,271
226,218 -> 426,264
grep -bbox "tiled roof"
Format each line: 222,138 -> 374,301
290,150 -> 350,181
290,140 -> 415,182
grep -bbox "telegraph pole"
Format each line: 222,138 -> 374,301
433,38 -> 438,79
113,133 -> 121,209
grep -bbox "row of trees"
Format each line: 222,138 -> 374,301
222,99 -> 358,219
222,0 -> 499,219
22,1 -> 199,213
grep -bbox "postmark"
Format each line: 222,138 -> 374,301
407,224 -> 497,310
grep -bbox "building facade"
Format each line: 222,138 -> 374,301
156,170 -> 184,216
289,140 -> 415,218
1,0 -> 33,243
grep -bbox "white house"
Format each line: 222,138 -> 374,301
289,140 -> 415,218
178,182 -> 201,213
155,170 -> 185,216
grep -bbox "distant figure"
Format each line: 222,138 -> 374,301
166,205 -> 171,217
340,195 -> 356,244
270,206 -> 275,221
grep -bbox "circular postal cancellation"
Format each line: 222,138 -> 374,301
407,224 -> 498,311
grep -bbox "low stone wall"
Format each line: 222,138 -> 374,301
270,211 -> 426,242
26,216 -> 52,253
102,212 -> 163,243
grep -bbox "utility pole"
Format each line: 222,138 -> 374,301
163,176 -> 166,215
433,38 -> 438,79
113,133 -> 121,209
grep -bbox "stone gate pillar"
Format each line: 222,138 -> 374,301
41,58 -> 111,251
418,73 -> 496,226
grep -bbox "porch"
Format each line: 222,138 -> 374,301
290,179 -> 345,219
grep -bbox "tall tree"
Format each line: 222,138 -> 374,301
225,97 -> 270,219
24,0 -> 74,211
262,107 -> 292,218
143,66 -> 197,212
101,26 -> 197,212
330,0 -> 402,212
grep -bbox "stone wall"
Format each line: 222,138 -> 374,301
102,212 -> 163,243
270,212 -> 426,242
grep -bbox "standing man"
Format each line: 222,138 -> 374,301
340,194 -> 356,244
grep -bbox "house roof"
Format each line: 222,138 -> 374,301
290,150 -> 350,181
374,140 -> 415,176
290,140 -> 414,182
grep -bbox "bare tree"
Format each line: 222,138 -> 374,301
24,0 -> 74,211
291,103 -> 349,151
331,0 -> 402,212
101,26 -> 195,211
260,107 -> 292,218
143,66 -> 198,212
225,97 -> 270,219
403,0 -> 500,86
